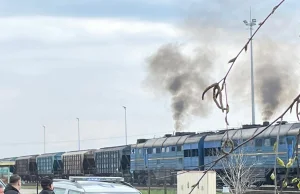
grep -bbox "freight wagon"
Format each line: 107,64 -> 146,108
36,152 -> 64,179
94,145 -> 131,182
62,149 -> 96,178
15,155 -> 38,182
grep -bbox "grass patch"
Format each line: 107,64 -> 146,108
140,189 -> 176,194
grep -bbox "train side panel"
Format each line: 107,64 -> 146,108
15,155 -> 38,182
131,134 -> 195,186
62,149 -> 96,178
94,145 -> 131,182
183,135 -> 205,170
131,140 -> 147,185
36,152 -> 64,178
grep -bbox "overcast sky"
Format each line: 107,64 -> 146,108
0,0 -> 299,158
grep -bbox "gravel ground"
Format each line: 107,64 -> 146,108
20,189 -> 40,194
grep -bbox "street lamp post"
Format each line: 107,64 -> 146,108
243,7 -> 256,125
123,106 -> 127,145
77,118 -> 80,150
43,125 -> 46,153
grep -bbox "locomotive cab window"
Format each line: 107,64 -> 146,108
156,148 -> 161,153
147,148 -> 152,154
166,147 -> 170,152
279,137 -> 286,145
184,150 -> 191,157
233,140 -> 238,147
191,149 -> 198,157
264,138 -> 271,147
177,145 -> 182,151
204,148 -> 213,156
204,148 -> 220,156
204,148 -> 209,156
255,139 -> 263,147
243,139 -> 254,146
270,138 -> 276,146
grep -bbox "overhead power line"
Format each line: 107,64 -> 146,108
0,130 -> 174,146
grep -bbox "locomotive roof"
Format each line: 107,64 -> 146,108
152,137 -> 167,147
136,141 -> 147,148
288,127 -> 300,136
185,134 -> 205,144
205,122 -> 300,142
143,138 -> 158,148
135,133 -> 200,148
95,145 -> 129,152
286,123 -> 300,135
163,135 -> 189,146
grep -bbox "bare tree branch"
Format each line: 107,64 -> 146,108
201,0 -> 286,125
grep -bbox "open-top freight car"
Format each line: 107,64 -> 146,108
15,155 -> 38,182
36,152 -> 64,179
62,149 -> 96,178
94,145 -> 131,182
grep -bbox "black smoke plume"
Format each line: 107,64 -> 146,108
144,43 -> 215,130
144,28 -> 299,129
254,39 -> 298,121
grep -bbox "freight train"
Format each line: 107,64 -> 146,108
0,121 -> 299,187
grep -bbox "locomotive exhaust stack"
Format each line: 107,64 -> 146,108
263,121 -> 270,126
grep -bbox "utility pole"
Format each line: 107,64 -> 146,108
77,118 -> 80,150
43,125 -> 46,154
243,7 -> 256,124
123,106 -> 128,145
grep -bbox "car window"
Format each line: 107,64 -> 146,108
68,190 -> 81,194
54,188 -> 67,194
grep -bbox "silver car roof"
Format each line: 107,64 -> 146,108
53,179 -> 141,193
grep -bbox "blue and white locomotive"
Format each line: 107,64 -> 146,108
130,121 -> 300,186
